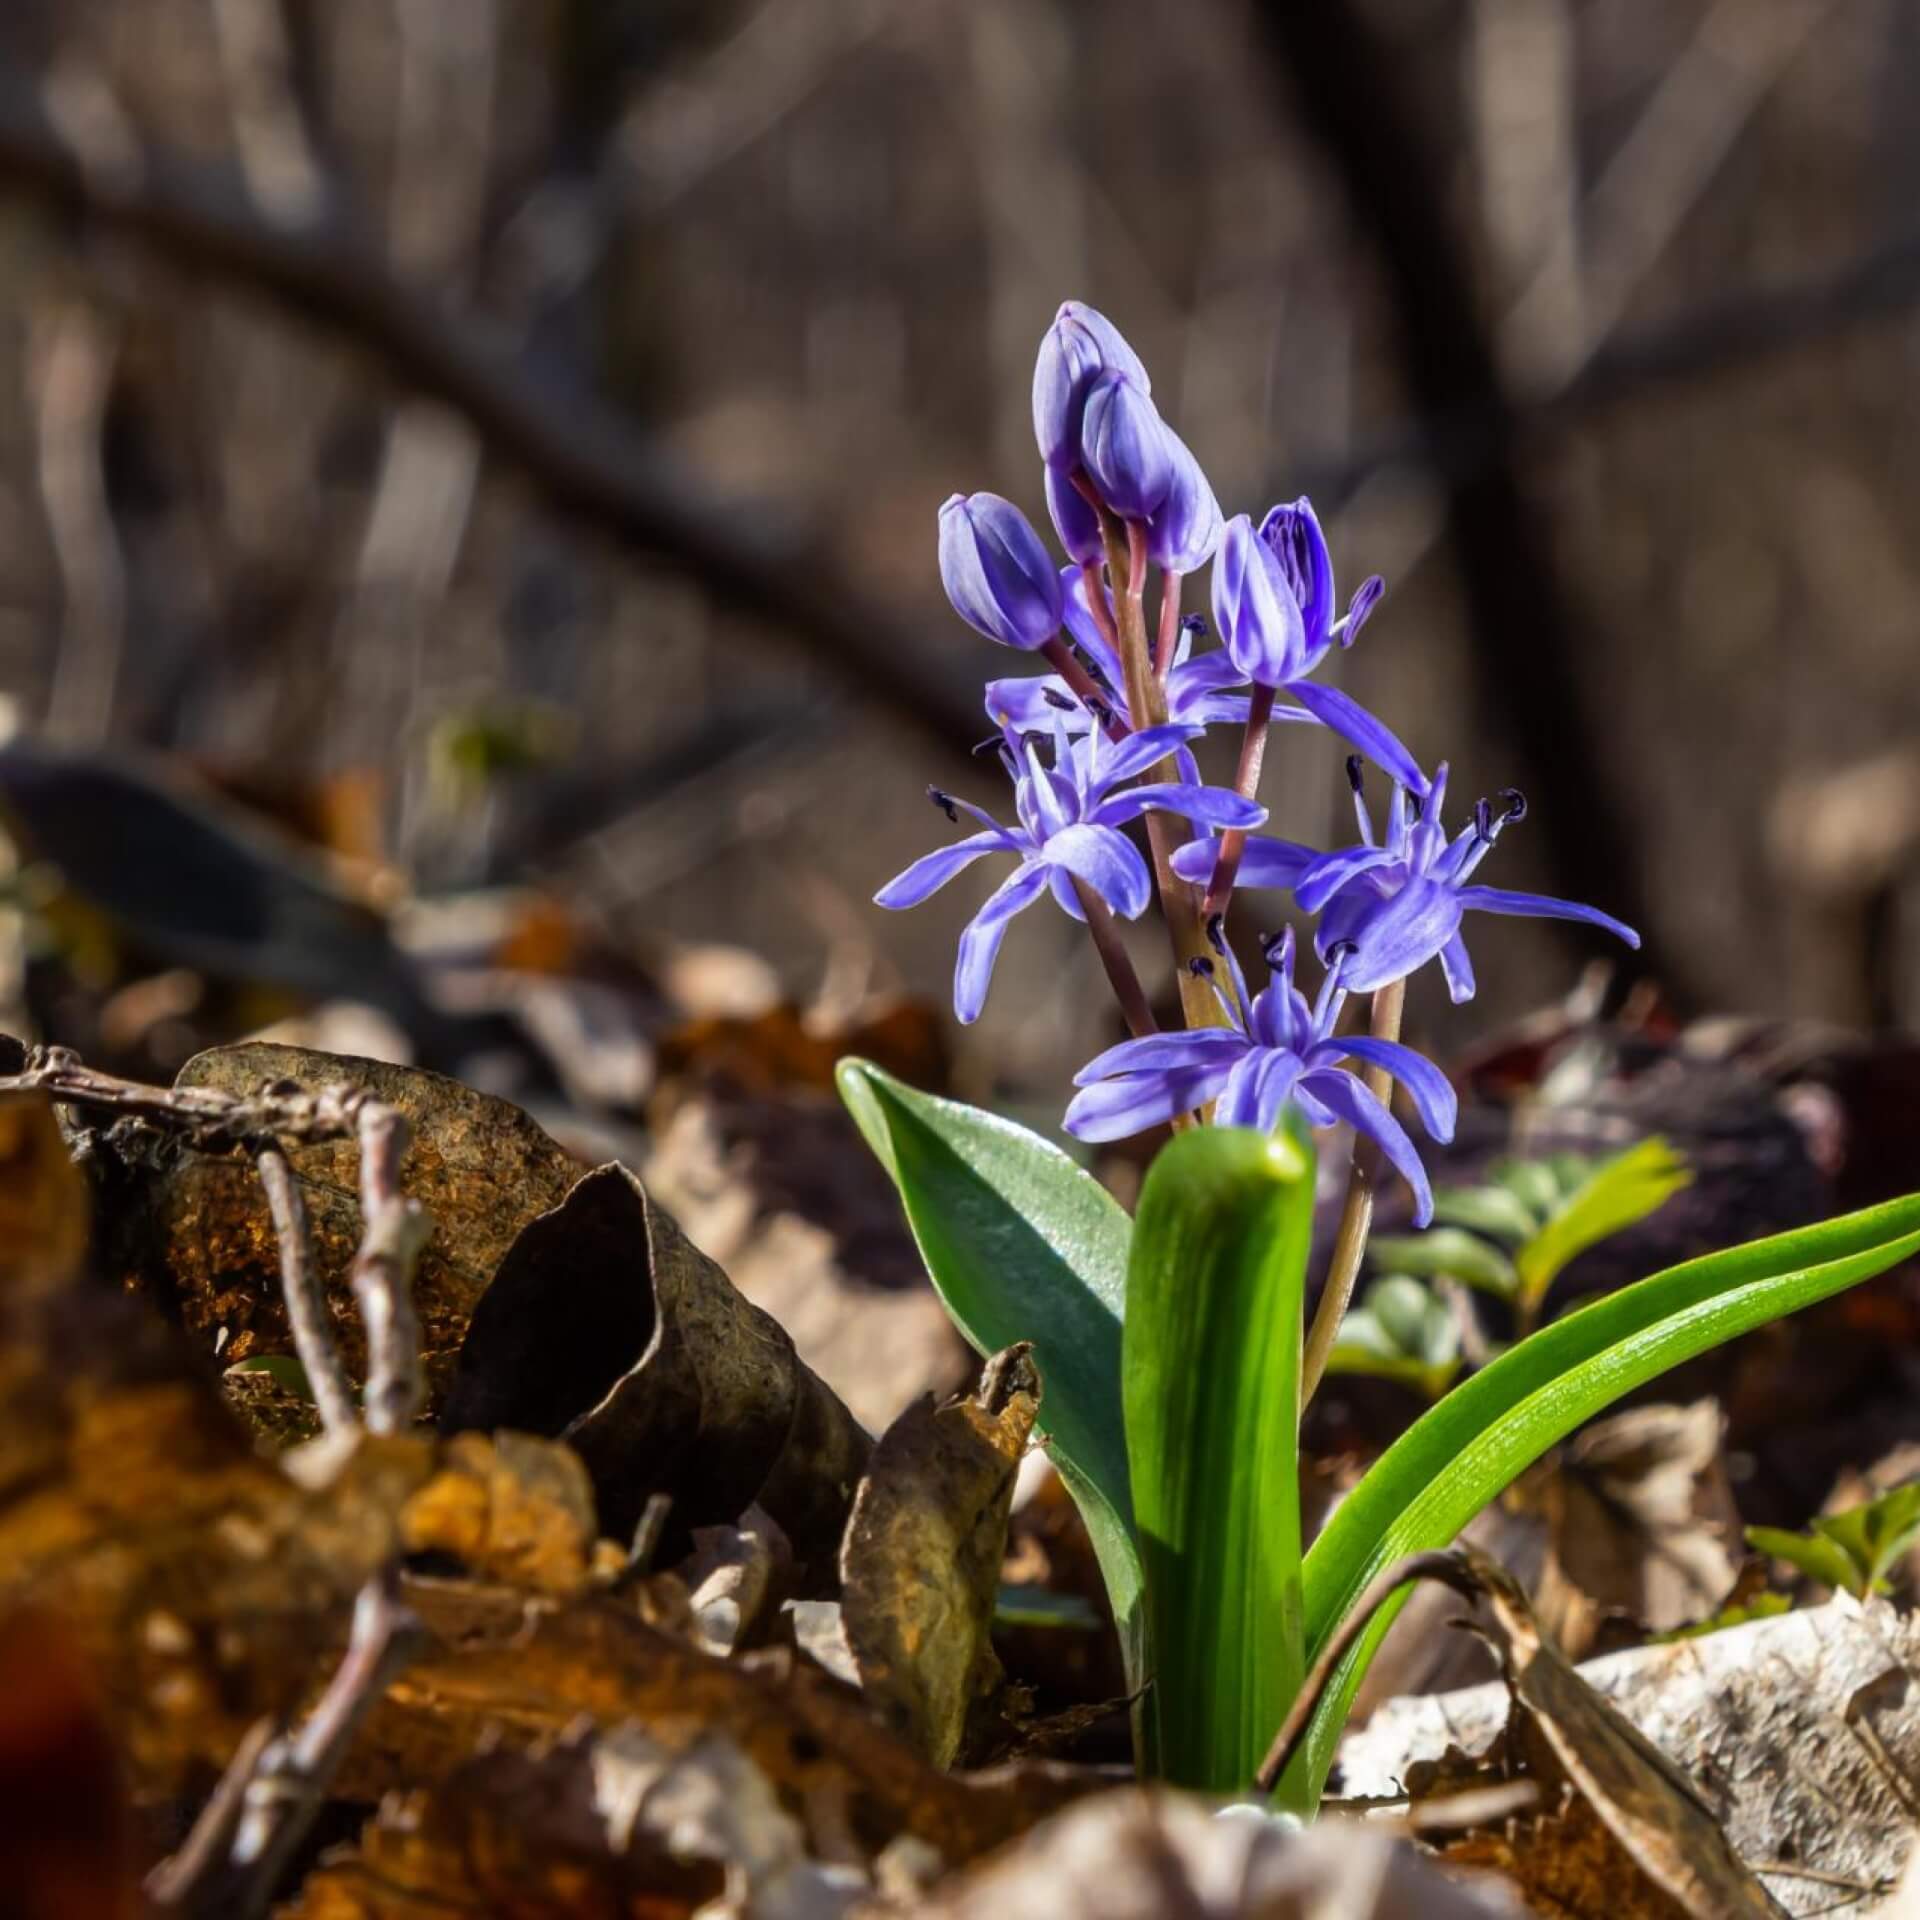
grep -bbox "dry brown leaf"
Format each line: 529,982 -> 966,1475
839,1348 -> 1039,1768
677,1506 -> 793,1655
0,1288 -> 432,1794
401,1429 -> 611,1596
913,1789 -> 1524,1918
1532,1401 -> 1745,1660
442,1162 -> 871,1577
345,1574 -> 1099,1868
0,1091 -> 89,1297
115,1041 -> 581,1400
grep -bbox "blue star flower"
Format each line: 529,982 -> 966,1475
1172,759 -> 1639,1002
1063,927 -> 1457,1223
876,716 -> 1265,1024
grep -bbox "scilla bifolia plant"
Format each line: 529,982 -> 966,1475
836,301 -> 1920,1809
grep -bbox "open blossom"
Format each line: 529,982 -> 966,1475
1172,760 -> 1639,1001
875,717 -> 1265,1024
1064,927 -> 1457,1223
1212,506 -> 1419,792
938,493 -> 1063,650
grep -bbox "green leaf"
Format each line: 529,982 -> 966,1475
1816,1481 -> 1920,1591
1369,1226 -> 1519,1298
835,1060 -> 1144,1693
1278,1190 -> 1920,1810
1124,1124 -> 1315,1790
1515,1137 -> 1693,1310
1324,1275 -> 1463,1400
1653,1591 -> 1792,1642
1745,1525 -> 1863,1596
1495,1157 -> 1564,1219
1429,1181 -> 1539,1245
993,1584 -> 1104,1631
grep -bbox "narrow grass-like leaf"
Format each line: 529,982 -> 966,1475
1278,1192 -> 1920,1808
835,1059 -> 1143,1687
1125,1124 -> 1315,1789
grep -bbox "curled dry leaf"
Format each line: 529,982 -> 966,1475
677,1505 -> 794,1655
285,1722 -> 864,1920
839,1347 -> 1040,1768
442,1161 -> 871,1575
915,1789 -> 1523,1919
346,1575 -> 1099,1866
1532,1400 -> 1746,1660
1346,1591 -> 1920,1918
114,1042 -> 580,1401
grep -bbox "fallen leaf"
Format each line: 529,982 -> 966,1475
677,1506 -> 793,1656
914,1789 -> 1524,1917
112,1042 -> 581,1400
839,1348 -> 1039,1768
1532,1400 -> 1745,1659
442,1162 -> 871,1576
346,1575 -> 1100,1867
0,1090 -> 89,1298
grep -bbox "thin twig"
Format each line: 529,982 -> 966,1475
1300,976 -> 1408,1404
252,1148 -> 356,1436
1253,1547 -> 1474,1796
1069,876 -> 1158,1041
228,1569 -> 422,1912
346,1103 -> 431,1435
144,1716 -> 276,1909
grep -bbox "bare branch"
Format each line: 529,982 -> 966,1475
252,1147 -> 357,1436
346,1102 -> 430,1434
0,65 -> 983,766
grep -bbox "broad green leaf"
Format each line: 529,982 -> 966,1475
1429,1181 -> 1539,1244
1278,1191 -> 1920,1809
1817,1481 -> 1920,1590
1369,1226 -> 1518,1298
1125,1124 -> 1315,1790
1745,1525 -> 1862,1596
1324,1274 -> 1462,1400
835,1059 -> 1144,1693
1515,1137 -> 1692,1309
1495,1157 -> 1563,1219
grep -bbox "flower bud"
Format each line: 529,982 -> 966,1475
937,492 -> 1064,650
1080,372 -> 1172,522
1212,513 -> 1304,687
1045,463 -> 1105,566
1146,425 -> 1223,572
1032,301 -> 1150,470
1257,497 -> 1335,660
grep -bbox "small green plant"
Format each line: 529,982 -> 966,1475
1747,1482 -> 1920,1598
1369,1137 -> 1693,1335
846,298 -> 1920,1810
1323,1273 -> 1464,1400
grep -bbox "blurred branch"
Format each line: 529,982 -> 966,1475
0,65 -> 984,766
1250,0 -> 1666,992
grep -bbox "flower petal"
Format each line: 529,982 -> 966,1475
1093,722 -> 1207,789
1043,822 -> 1153,918
1303,1067 -> 1435,1226
1059,569 -> 1128,695
1283,680 -> 1428,794
1317,874 -> 1464,993
1313,1036 -> 1458,1143
1050,866 -> 1087,921
1168,649 -> 1250,698
1439,932 -> 1477,1004
1094,782 -> 1265,832
1074,1026 -> 1251,1087
1214,1048 -> 1302,1131
1295,844 -> 1402,915
954,863 -> 1050,1023
875,830 -> 1012,909
985,673 -> 1080,733
1455,886 -> 1640,949
1064,1060 -> 1240,1142
1213,513 -> 1304,685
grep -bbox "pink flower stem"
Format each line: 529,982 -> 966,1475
1202,682 -> 1277,917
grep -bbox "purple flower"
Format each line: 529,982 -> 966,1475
1033,301 -> 1151,470
1172,760 -> 1639,1002
1146,424 -> 1223,573
876,719 -> 1266,1024
1080,371 -> 1172,521
1212,509 -> 1419,791
1046,463 -> 1105,567
1063,927 -> 1457,1224
938,493 -> 1063,651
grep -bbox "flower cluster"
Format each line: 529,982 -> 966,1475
878,301 -> 1638,1223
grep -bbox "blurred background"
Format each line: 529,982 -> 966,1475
0,0 -> 1914,1114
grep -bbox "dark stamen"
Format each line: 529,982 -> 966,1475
1180,613 -> 1208,638
1261,932 -> 1289,966
1206,912 -> 1228,955
1042,687 -> 1079,712
1187,956 -> 1216,979
926,786 -> 959,823
1497,788 -> 1528,828
970,734 -> 1002,756
1345,755 -> 1365,795
1473,797 -> 1493,843
1324,938 -> 1358,962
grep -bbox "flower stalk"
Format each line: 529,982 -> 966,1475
1300,973 -> 1407,1405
